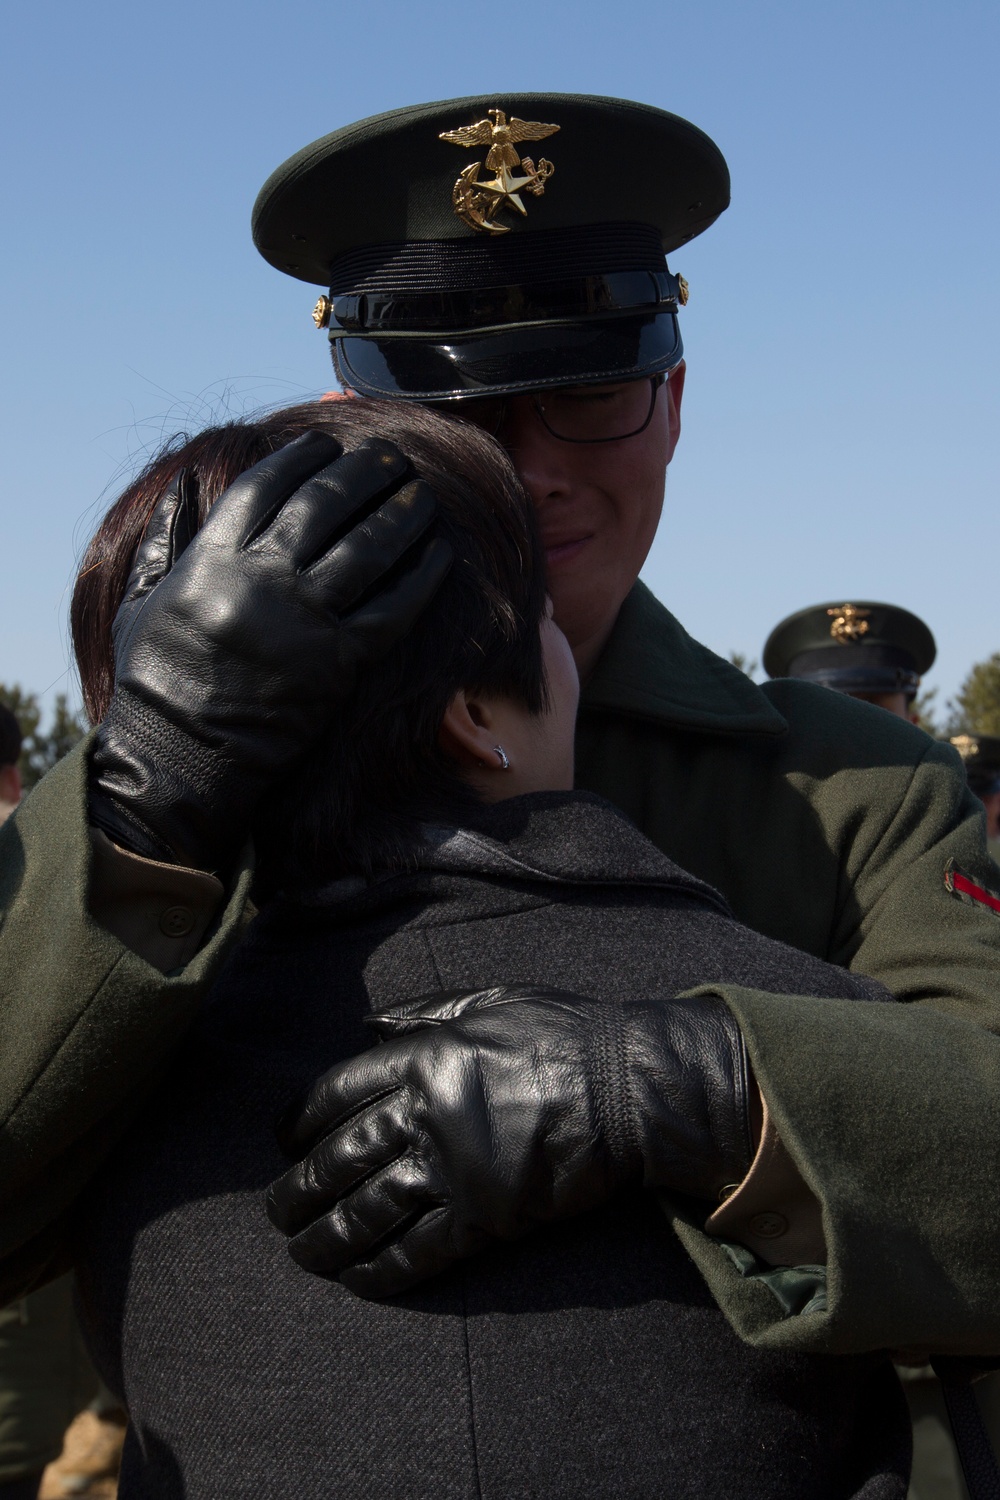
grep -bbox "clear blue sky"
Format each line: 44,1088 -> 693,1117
1,0 -> 997,718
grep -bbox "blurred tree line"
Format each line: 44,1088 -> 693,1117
0,685 -> 88,790
728,651 -> 1000,739
939,653 -> 1000,737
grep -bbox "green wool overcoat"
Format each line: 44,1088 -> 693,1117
1,584 -> 999,1360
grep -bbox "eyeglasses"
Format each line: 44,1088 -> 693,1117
425,373 -> 668,445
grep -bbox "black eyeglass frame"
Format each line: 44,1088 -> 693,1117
425,372 -> 668,445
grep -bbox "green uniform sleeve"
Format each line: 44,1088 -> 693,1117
0,739 -> 252,1297
672,739 -> 1000,1357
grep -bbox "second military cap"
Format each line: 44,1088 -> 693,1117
252,93 -> 729,400
763,602 -> 936,697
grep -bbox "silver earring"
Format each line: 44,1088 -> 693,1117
493,744 -> 511,771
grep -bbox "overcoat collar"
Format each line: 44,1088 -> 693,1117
419,792 -> 728,910
580,583 -> 788,738
300,792 -> 731,917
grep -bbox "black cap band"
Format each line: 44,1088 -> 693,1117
788,644 -> 921,696
328,221 -> 668,294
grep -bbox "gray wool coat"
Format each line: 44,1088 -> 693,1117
70,791 -> 908,1500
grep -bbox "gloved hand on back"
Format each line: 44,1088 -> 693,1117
266,984 -> 753,1298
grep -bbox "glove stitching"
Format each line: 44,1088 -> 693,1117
731,1028 -> 753,1180
106,688 -> 237,804
592,1003 -> 639,1182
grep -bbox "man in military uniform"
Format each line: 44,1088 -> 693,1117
951,735 -> 1000,866
763,600 -> 935,724
2,94 -> 1000,1496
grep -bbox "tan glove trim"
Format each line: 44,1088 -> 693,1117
88,828 -> 224,973
705,1093 -> 826,1266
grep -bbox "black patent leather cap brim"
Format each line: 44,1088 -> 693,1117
332,310 -> 683,399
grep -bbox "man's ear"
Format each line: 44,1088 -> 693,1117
665,359 -> 685,464
0,763 -> 22,807
438,691 -> 499,768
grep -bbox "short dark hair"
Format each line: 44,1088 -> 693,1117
0,705 -> 21,770
72,399 -> 549,890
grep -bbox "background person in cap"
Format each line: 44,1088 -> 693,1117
951,735 -> 1000,865
2,92 -> 1000,1497
763,601 -> 936,724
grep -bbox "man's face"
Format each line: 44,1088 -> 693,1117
496,367 -> 685,674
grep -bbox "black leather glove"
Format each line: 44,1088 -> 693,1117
266,985 -> 751,1298
89,431 -> 451,870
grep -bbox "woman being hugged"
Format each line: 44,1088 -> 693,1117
12,400 -> 908,1496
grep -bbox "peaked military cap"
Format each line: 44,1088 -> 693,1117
252,93 -> 729,400
949,734 -> 1000,798
763,602 -> 937,697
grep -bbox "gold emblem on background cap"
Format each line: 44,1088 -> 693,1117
677,274 -> 690,305
827,604 -> 871,644
312,295 -> 332,329
951,735 -> 978,758
439,108 -> 559,236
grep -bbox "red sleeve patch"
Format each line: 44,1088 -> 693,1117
944,860 -> 1000,916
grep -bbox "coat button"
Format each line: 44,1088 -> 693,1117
159,905 -> 195,938
749,1211 -> 788,1239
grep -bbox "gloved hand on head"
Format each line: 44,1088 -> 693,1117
89,431 -> 451,872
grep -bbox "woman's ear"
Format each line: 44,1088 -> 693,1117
438,691 -> 499,768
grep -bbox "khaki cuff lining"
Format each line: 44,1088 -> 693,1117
88,828 -> 224,973
705,1094 -> 826,1266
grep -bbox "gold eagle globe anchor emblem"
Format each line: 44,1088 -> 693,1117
827,604 -> 872,644
439,108 -> 560,235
